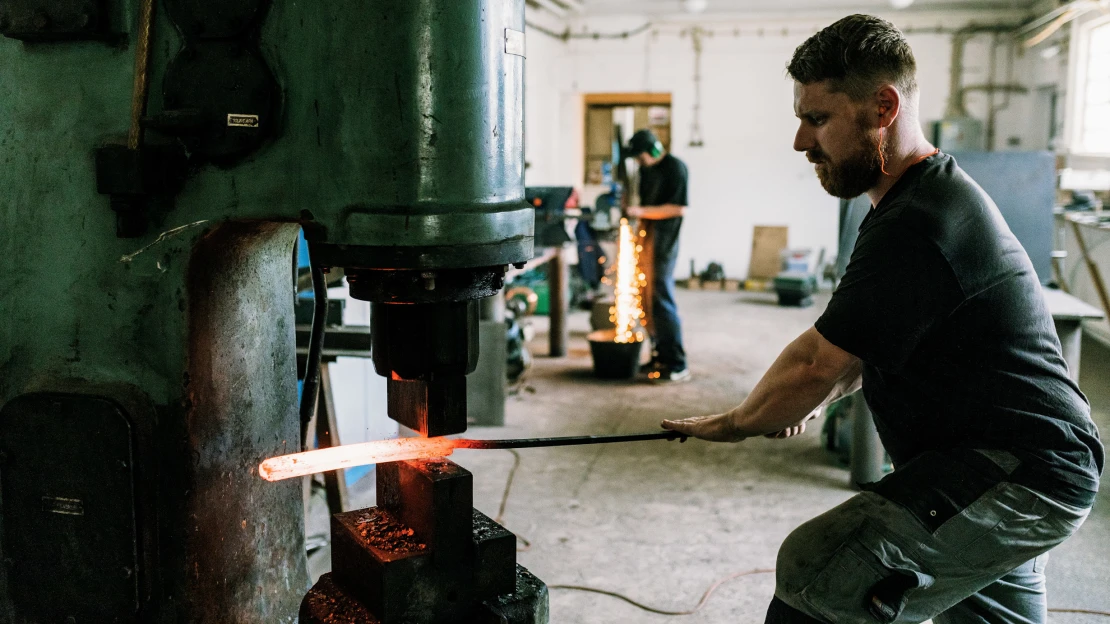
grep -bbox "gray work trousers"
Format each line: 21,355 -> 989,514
775,450 -> 1091,623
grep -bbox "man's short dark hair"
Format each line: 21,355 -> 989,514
787,15 -> 917,102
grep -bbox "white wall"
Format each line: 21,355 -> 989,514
524,9 -> 1032,278
525,12 -> 576,185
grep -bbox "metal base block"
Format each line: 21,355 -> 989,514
300,565 -> 548,624
300,573 -> 379,622
300,458 -> 548,623
474,565 -> 549,624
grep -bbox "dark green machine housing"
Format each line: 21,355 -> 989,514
0,0 -> 532,621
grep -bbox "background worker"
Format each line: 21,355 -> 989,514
662,15 -> 1103,624
625,129 -> 690,383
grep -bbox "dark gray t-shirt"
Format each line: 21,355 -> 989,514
816,153 -> 1103,506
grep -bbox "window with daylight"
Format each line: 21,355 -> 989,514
1076,19 -> 1110,154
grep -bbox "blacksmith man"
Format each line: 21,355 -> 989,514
663,14 -> 1102,624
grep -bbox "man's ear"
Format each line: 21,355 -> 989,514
876,85 -> 901,128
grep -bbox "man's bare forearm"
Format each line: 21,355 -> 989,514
661,327 -> 860,442
725,333 -> 861,436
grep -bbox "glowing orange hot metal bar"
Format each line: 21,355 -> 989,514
259,437 -> 458,482
258,431 -> 686,481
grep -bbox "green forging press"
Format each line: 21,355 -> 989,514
0,0 -> 544,621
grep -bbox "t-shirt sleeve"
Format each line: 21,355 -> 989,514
815,220 -> 964,372
664,160 -> 688,206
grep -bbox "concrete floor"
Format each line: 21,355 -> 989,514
308,289 -> 1110,623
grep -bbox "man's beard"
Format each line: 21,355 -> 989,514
809,123 -> 884,199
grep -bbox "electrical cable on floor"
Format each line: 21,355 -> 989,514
495,451 -> 1110,618
495,448 -> 773,614
495,449 -> 531,552
494,449 -> 520,523
550,569 -> 775,616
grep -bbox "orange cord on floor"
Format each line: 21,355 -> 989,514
494,450 -> 1110,618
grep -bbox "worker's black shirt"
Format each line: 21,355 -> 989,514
639,153 -> 688,208
816,153 -> 1103,507
639,153 -> 689,264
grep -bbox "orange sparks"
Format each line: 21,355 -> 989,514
258,437 -> 457,482
610,218 -> 646,344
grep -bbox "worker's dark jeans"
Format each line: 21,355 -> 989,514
650,218 -> 686,370
768,449 -> 1091,624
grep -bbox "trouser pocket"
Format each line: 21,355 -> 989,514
800,521 -> 934,623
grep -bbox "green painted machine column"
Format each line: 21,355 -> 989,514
0,0 -> 532,621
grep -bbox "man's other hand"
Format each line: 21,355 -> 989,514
764,422 -> 808,439
661,413 -> 748,442
763,407 -> 822,439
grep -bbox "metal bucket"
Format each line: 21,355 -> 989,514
587,330 -> 644,379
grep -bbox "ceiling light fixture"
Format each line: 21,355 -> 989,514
889,0 -> 915,8
683,0 -> 708,14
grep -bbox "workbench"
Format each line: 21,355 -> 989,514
1043,287 -> 1105,382
1054,212 -> 1110,346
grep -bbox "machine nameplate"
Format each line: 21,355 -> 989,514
41,496 -> 84,516
228,114 -> 261,128
505,29 -> 525,57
